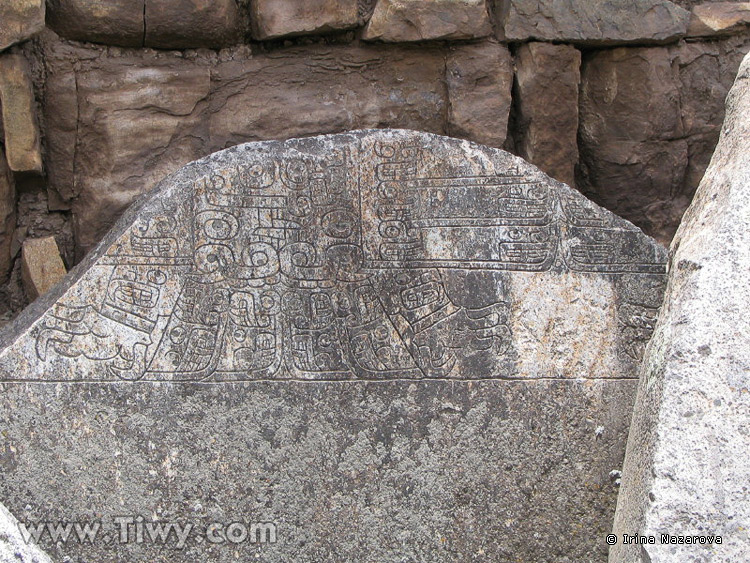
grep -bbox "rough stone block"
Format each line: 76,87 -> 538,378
514,42 -> 581,187
0,148 -> 14,280
0,130 -> 666,561
46,0 -> 145,47
499,0 -> 690,45
0,0 -> 45,51
579,47 -> 686,243
145,0 -> 243,49
21,236 -> 67,300
0,54 -> 43,174
611,51 -> 750,563
687,1 -> 750,37
250,0 -> 361,39
72,58 -> 211,257
578,37 -> 750,243
363,0 -> 492,41
446,41 -> 513,148
40,41 -> 447,257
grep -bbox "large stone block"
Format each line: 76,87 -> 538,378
46,0 -> 243,48
514,42 -> 581,187
499,0 -> 690,45
40,40 -> 447,258
46,0 -> 145,47
0,148 -> 14,281
0,130 -> 666,561
579,47 -> 686,243
0,0 -> 45,51
363,0 -> 492,41
445,41 -> 513,148
578,38 -> 750,243
0,54 -> 43,174
687,1 -> 750,37
611,51 -> 750,563
207,45 -> 446,149
21,236 -> 67,301
250,0 -> 361,39
67,55 -> 211,257
145,0 -> 243,49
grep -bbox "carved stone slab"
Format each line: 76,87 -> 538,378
0,130 -> 666,561
0,130 -> 666,382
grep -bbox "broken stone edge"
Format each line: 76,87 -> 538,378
0,128 -> 665,356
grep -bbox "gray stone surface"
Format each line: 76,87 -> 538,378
611,52 -> 750,563
0,502 -> 53,563
0,130 -> 666,561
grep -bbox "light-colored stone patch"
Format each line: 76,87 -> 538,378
0,55 -> 43,174
21,237 -> 67,301
511,272 -> 619,379
251,0 -> 361,39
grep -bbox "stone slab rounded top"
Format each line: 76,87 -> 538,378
0,130 -> 667,383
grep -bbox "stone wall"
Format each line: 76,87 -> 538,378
1,0 -> 750,323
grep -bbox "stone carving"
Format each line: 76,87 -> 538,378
0,130 -> 667,382
0,130 -> 668,562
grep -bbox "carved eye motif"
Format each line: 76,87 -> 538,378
284,159 -> 309,187
146,269 -> 167,286
322,210 -> 355,239
196,211 -> 240,241
169,326 -> 187,344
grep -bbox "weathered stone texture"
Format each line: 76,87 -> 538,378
0,149 -> 14,281
0,502 -> 53,563
0,0 -> 45,51
611,52 -> 750,563
207,45 -> 446,149
514,42 -> 581,187
250,0 -> 361,39
0,129 -> 665,561
46,0 -> 145,48
46,0 -> 243,48
364,0 -> 492,41
71,58 -> 211,256
145,0 -> 243,49
21,236 -> 67,301
499,0 -> 691,45
40,36 -> 449,257
579,36 -> 750,243
0,54 -> 43,173
687,1 -> 750,37
446,41 -> 513,148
